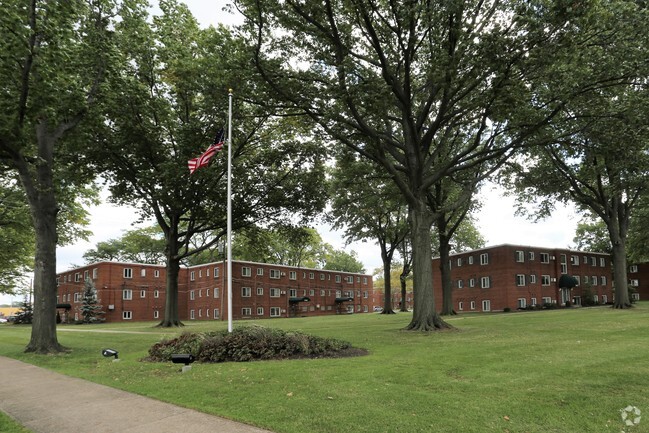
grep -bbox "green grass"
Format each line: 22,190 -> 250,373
2,304 -> 649,433
0,411 -> 31,433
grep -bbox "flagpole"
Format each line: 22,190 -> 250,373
227,89 -> 233,333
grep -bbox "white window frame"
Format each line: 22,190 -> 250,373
480,253 -> 488,265
241,307 -> 252,316
257,287 -> 264,295
541,275 -> 550,286
270,269 -> 281,279
122,289 -> 132,300
123,268 -> 133,279
257,268 -> 264,276
257,307 -> 264,316
482,300 -> 491,312
540,253 -> 550,263
270,288 -> 281,297
242,267 -> 251,277
242,287 -> 252,297
517,298 -> 526,309
480,276 -> 490,289
516,274 -> 525,286
270,307 -> 281,317
123,311 -> 132,320
515,251 -> 524,263
289,271 -> 297,280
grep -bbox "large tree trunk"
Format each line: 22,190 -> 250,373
158,226 -> 183,327
438,232 -> 456,316
611,238 -> 631,309
405,202 -> 452,331
380,248 -> 395,314
21,128 -> 66,353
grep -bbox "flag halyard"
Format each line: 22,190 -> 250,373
188,129 -> 225,174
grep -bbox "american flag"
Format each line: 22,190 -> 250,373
188,129 -> 225,174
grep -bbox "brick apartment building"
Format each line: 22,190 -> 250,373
390,244 -> 614,313
55,260 -> 377,323
628,262 -> 649,301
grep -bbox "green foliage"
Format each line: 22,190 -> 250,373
573,216 -> 612,254
79,279 -> 105,324
83,226 -> 166,265
12,299 -> 32,325
0,181 -> 33,293
146,326 -> 360,363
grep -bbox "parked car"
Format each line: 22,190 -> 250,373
0,317 -> 7,323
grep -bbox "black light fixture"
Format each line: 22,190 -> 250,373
171,354 -> 195,366
102,348 -> 119,359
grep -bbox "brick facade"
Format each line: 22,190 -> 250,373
628,262 -> 649,301
55,260 -> 376,323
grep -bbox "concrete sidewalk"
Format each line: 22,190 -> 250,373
0,356 -> 274,433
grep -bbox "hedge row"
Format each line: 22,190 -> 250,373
146,325 -> 366,363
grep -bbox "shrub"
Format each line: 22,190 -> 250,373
503,307 -> 511,313
145,325 -> 365,363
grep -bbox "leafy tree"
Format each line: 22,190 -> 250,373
237,0 -> 579,330
96,1 -> 327,327
627,196 -> 649,264
320,247 -> 365,273
83,226 -> 166,265
0,0 -> 117,352
0,180 -> 33,294
328,151 -> 408,314
503,1 -> 649,309
80,278 -> 105,324
573,216 -> 611,254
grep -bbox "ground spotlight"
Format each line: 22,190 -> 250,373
102,348 -> 119,360
171,354 -> 195,372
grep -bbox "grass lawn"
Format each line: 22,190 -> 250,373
2,303 -> 649,433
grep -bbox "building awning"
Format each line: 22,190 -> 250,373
335,297 -> 354,303
558,275 -> 578,288
289,297 -> 310,303
56,303 -> 72,310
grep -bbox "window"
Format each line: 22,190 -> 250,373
242,267 -> 251,277
92,268 -> 98,279
199,289 -> 202,297
141,268 -> 146,277
601,276 -> 607,286
529,274 -> 537,284
591,276 -> 597,286
457,280 -> 463,289
84,270 -> 89,281
469,278 -> 475,288
632,292 -> 640,301
482,300 -> 491,312
122,289 -> 132,300
480,253 -> 489,265
528,252 -> 535,261
321,289 -> 326,296
289,271 -> 297,280
542,296 -> 552,305
257,307 -> 264,316
517,298 -> 526,309
571,255 -> 580,265
75,273 -> 81,282
310,272 -> 315,279
199,270 -> 202,278
516,274 -> 525,286
583,275 -> 590,284
270,307 -> 281,317
309,289 -> 315,296
346,276 -> 354,283
320,273 -> 325,280
206,268 -> 210,277
213,309 -> 220,319
242,308 -> 252,316
190,310 -> 195,319
630,279 -> 639,287
257,287 -> 264,296
458,302 -> 463,311
154,290 -> 159,298
289,289 -> 297,297
206,309 -> 210,318
74,293 -> 81,303
363,291 -> 368,298
468,256 -> 474,265
541,275 -> 550,286
140,290 -> 146,298
190,271 -> 196,281
335,275 -> 341,283
214,288 -> 220,298
198,309 -> 202,318
590,257 -> 597,266
270,269 -> 281,279
123,311 -> 132,320
630,265 -> 638,273
602,295 -> 608,304
363,277 -> 368,284
123,268 -> 133,279
457,258 -> 463,267
154,270 -> 160,278
480,277 -> 490,289
470,301 -> 476,310
153,311 -> 159,319
190,290 -> 195,300
560,255 -> 567,274
531,297 -> 537,306
242,287 -> 252,297
515,251 -> 524,262
257,268 -> 264,276
206,288 -> 210,297
540,253 -> 550,263
270,288 -> 281,297
214,267 -> 219,278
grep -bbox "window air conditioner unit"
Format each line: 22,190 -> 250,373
551,256 -> 555,260
281,309 -> 286,313
281,272 -> 286,276
108,305 -> 115,310
280,291 -> 286,295
550,278 -> 557,282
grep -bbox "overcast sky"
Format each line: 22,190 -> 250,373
0,1 -> 581,305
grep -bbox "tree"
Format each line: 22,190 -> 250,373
573,216 -> 611,254
503,1 -> 649,309
0,180 -> 33,294
80,278 -> 105,324
321,247 -> 365,273
83,226 -> 166,265
237,0 -> 579,330
0,0 -> 117,352
96,1 -> 327,327
13,297 -> 33,325
328,150 -> 409,314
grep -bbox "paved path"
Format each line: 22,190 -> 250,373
0,356 -> 273,433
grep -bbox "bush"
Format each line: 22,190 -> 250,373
145,325 -> 366,363
503,307 -> 511,313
